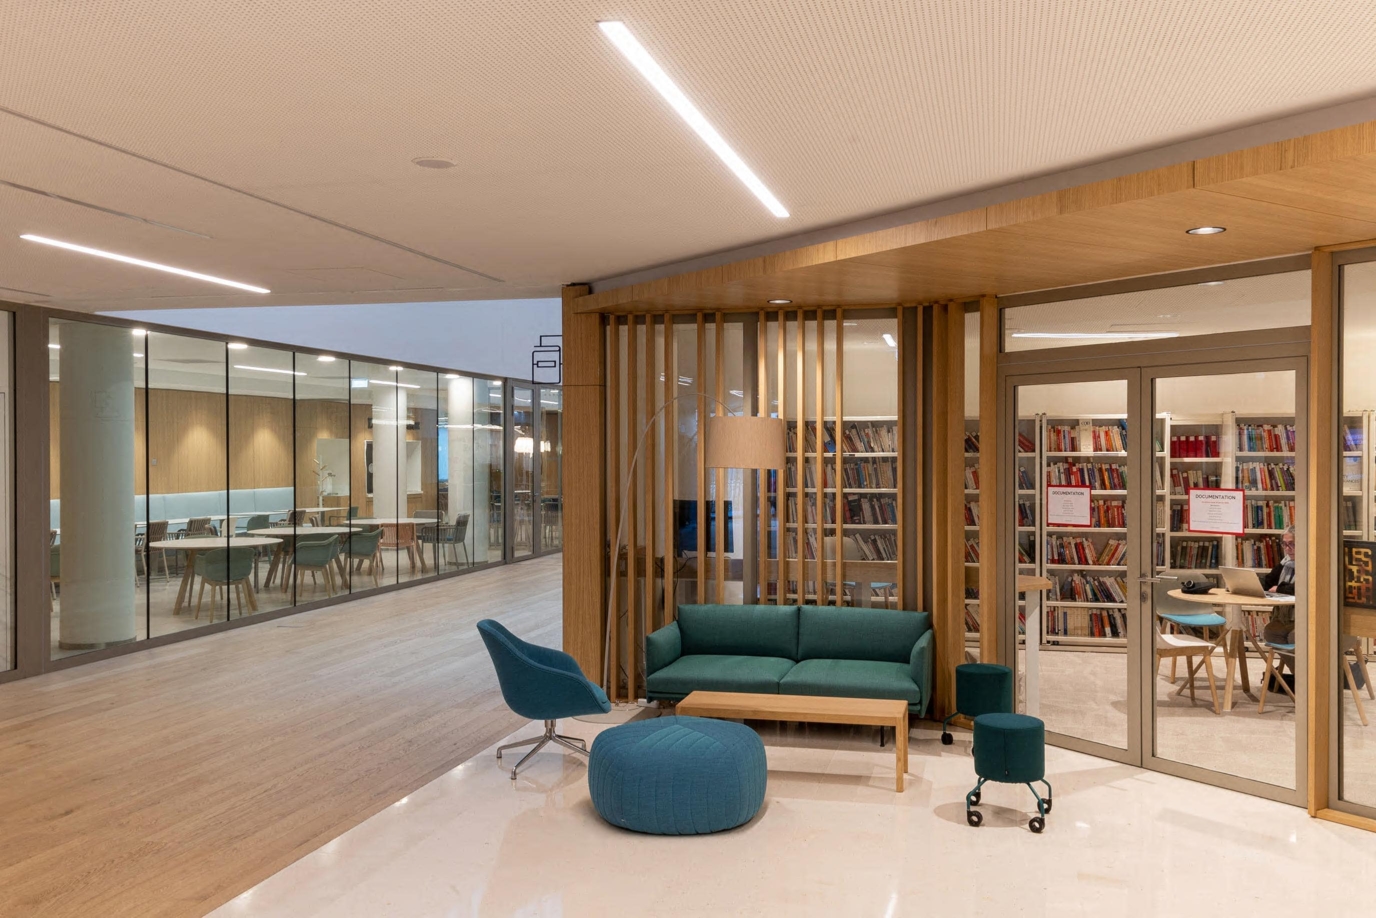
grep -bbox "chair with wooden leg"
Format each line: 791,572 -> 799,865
143,520 -> 172,582
1155,623 -> 1221,714
1153,577 -> 1225,684
193,547 -> 257,622
1339,635 -> 1372,726
292,535 -> 341,597
344,528 -> 384,588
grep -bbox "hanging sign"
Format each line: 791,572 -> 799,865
1046,485 -> 1092,528
1186,487 -> 1245,536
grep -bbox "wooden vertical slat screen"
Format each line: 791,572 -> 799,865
977,296 -> 1001,662
644,317 -> 658,640
606,317 -> 621,698
929,303 -> 951,714
942,303 -> 967,712
776,310 -> 786,604
757,312 -> 769,602
794,309 -> 804,602
696,315 -> 706,604
626,316 -> 640,701
814,308 -> 825,602
835,310 -> 845,602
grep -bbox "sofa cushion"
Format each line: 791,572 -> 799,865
797,606 -> 930,664
676,604 -> 799,660
645,654 -> 794,698
779,658 -> 922,706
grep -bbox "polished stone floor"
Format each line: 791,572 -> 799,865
212,713 -> 1376,918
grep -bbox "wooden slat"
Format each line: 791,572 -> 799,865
1309,247 -> 1335,815
696,314 -> 706,603
944,303 -> 967,700
913,307 -> 925,610
714,313 -> 726,603
795,308 -> 805,603
814,308 -> 825,602
663,315 -> 676,623
978,295 -> 1000,662
835,309 -> 845,601
644,317 -> 658,637
929,303 -> 954,716
605,317 -> 621,698
757,311 -> 768,603
896,306 -> 905,611
625,316 -> 639,702
776,309 -> 786,604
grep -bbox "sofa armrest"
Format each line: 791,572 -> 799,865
646,621 -> 682,676
909,630 -> 934,718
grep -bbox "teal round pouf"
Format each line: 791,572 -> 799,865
588,715 -> 766,835
956,663 -> 1014,717
972,712 -> 1045,784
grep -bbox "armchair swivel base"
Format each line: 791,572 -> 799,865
496,719 -> 590,780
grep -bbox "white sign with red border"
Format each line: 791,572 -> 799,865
1046,485 -> 1093,528
1187,487 -> 1245,536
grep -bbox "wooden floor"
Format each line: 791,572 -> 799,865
0,555 -> 563,918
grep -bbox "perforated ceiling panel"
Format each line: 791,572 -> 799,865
2,0 -> 1376,310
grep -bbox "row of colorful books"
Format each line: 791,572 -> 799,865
1172,539 -> 1220,569
1169,434 -> 1220,457
1045,422 -> 1127,452
1169,467 -> 1221,493
1045,461 -> 1126,489
1236,462 -> 1297,492
785,458 -> 897,490
1045,607 -> 1128,639
1049,572 -> 1128,604
1236,423 -> 1296,453
1045,535 -> 1127,566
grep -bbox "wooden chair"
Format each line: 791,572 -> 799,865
292,535 -> 341,597
183,517 -> 216,538
194,547 -> 258,621
143,520 -> 171,582
1155,626 -> 1221,714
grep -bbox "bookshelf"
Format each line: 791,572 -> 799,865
781,416 -> 899,606
963,417 -> 1033,653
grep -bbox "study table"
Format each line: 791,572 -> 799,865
148,536 -> 283,615
1017,574 -> 1054,717
1166,588 -> 1296,712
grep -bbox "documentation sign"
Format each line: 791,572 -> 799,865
1046,485 -> 1092,528
1187,487 -> 1245,536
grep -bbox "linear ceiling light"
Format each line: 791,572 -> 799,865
20,234 -> 270,293
1011,332 -> 1180,340
370,379 -> 421,389
234,364 -> 304,376
598,21 -> 789,219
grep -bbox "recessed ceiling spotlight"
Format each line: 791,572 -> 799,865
1186,226 -> 1226,235
47,343 -> 59,350
130,328 -> 148,337
227,341 -> 249,350
389,365 -> 405,372
599,21 -> 789,218
445,373 -> 460,379
768,298 -> 792,305
411,157 -> 456,169
20,234 -> 270,293
133,352 -> 143,358
1198,280 -> 1225,287
317,354 -> 336,363
1157,314 -> 1179,319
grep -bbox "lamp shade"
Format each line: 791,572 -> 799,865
705,415 -> 787,469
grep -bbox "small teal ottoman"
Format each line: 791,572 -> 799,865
966,712 -> 1052,833
588,715 -> 766,835
941,663 -> 1014,745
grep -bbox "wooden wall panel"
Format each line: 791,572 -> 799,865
229,394 -> 293,491
978,296 -> 1000,662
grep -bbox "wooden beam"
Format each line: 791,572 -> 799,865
1309,248 -> 1335,815
943,303 -> 967,711
978,295 -> 1000,662
929,303 -> 951,715
558,285 -> 604,679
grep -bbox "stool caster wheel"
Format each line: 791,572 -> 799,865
941,732 -> 953,746
1029,816 -> 1045,834
1041,797 -> 1052,814
969,789 -> 981,806
966,809 -> 983,827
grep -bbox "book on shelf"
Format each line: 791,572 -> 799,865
1048,571 -> 1127,603
1236,423 -> 1296,453
1045,535 -> 1126,566
1016,432 -> 1035,453
785,494 -> 898,526
1045,421 -> 1126,452
1236,461 -> 1296,491
1244,499 -> 1294,530
1045,460 -> 1126,489
1046,606 -> 1128,639
1172,539 -> 1220,569
1170,467 -> 1222,493
1237,535 -> 1282,569
841,422 -> 897,453
1017,542 -> 1032,563
1017,465 -> 1035,490
1088,500 -> 1126,528
1344,500 -> 1360,532
964,431 -> 980,454
965,502 -> 980,526
1016,499 -> 1035,527
1344,424 -> 1363,452
964,465 -> 980,489
964,539 -> 980,563
1343,458 -> 1363,493
1170,434 -> 1220,458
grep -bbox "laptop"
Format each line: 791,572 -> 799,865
1219,566 -> 1284,599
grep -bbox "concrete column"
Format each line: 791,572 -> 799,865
370,382 -> 406,518
446,376 -> 476,559
59,322 -> 136,649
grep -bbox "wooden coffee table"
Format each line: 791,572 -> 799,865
675,691 -> 910,791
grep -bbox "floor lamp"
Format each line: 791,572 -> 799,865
602,395 -> 787,695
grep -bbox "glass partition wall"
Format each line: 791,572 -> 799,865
40,313 -> 551,667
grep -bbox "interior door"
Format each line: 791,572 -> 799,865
1004,368 -> 1145,764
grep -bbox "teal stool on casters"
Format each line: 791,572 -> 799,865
965,712 -> 1053,833
941,663 -> 1014,745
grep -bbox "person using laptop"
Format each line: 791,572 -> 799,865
1261,526 -> 1296,645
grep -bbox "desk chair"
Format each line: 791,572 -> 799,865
1153,574 -> 1225,683
194,547 -> 257,620
292,535 -> 341,597
344,528 -> 384,588
1155,627 -> 1221,714
420,513 -> 471,569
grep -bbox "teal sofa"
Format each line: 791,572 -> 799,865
645,604 -> 934,717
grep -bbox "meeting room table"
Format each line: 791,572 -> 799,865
247,527 -> 360,590
147,535 -> 283,616
1165,587 -> 1296,712
351,518 -> 432,573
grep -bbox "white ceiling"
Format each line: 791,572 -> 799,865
4,0 -> 1376,313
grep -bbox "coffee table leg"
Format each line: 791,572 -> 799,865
895,715 -> 907,792
173,551 -> 195,615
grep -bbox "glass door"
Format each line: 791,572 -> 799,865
509,383 -> 535,559
1143,360 -> 1306,803
1005,369 -> 1144,763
